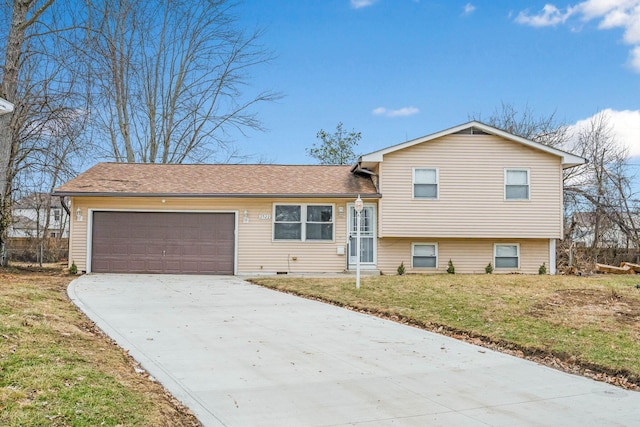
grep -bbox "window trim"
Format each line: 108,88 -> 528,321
272,203 -> 335,242
411,242 -> 438,269
413,167 -> 439,200
494,243 -> 520,269
504,168 -> 530,201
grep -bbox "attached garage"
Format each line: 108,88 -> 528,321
91,211 -> 235,274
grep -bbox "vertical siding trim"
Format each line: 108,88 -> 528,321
549,239 -> 556,275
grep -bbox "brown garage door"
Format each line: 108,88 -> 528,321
91,211 -> 235,274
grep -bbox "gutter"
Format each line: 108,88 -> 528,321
52,191 -> 382,199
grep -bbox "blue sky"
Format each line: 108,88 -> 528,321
232,0 -> 640,164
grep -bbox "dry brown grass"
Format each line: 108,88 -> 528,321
0,264 -> 201,427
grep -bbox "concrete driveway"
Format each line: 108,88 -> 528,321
68,274 -> 640,426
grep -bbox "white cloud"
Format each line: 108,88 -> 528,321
350,0 -> 377,9
631,45 -> 640,71
569,109 -> 640,156
515,0 -> 640,72
463,3 -> 476,15
515,4 -> 576,27
372,106 -> 420,117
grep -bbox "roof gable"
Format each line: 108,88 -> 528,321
358,121 -> 587,169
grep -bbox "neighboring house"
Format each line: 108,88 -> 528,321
9,193 -> 70,239
53,121 -> 586,275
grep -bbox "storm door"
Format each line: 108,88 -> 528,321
347,204 -> 376,267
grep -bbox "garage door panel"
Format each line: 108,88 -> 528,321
92,211 -> 235,274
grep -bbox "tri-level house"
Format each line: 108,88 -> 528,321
54,121 -> 586,275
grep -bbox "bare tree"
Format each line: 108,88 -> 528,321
85,0 -> 279,164
564,111 -> 639,262
0,0 -> 79,265
471,102 -> 570,148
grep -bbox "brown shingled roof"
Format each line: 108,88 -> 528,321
54,163 -> 379,198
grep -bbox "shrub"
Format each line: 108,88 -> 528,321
485,262 -> 493,274
447,259 -> 455,274
397,261 -> 405,276
69,261 -> 78,275
538,262 -> 547,275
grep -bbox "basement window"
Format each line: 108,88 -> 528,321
495,244 -> 520,269
412,243 -> 437,268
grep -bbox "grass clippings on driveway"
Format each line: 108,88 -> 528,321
249,274 -> 640,390
0,265 -> 200,427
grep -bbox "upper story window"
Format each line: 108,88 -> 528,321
274,204 -> 334,241
413,168 -> 438,199
505,169 -> 529,200
52,208 -> 61,222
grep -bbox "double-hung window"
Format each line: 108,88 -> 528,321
494,244 -> 519,269
274,205 -> 302,240
505,169 -> 529,200
414,168 -> 438,199
306,205 -> 333,240
273,204 -> 333,241
412,243 -> 437,268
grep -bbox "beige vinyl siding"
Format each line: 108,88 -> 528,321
69,196 -> 352,274
378,134 -> 563,239
378,237 -> 550,275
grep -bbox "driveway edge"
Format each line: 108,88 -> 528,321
67,277 -> 224,427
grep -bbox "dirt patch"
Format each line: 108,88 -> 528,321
531,288 -> 640,332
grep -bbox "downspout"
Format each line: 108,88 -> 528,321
59,196 -> 71,217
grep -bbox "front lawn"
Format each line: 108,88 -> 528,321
249,274 -> 640,389
0,265 -> 200,427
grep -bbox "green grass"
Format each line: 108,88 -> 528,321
249,274 -> 640,384
0,266 -> 199,427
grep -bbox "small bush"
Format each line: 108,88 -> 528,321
397,261 -> 405,276
447,259 -> 455,274
485,262 -> 493,274
69,261 -> 78,275
538,262 -> 547,275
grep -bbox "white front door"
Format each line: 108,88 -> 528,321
347,204 -> 376,267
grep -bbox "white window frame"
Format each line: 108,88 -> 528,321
411,242 -> 438,269
273,203 -> 334,242
305,204 -> 334,241
494,243 -> 520,269
413,167 -> 439,200
273,203 -> 302,241
504,169 -> 530,200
